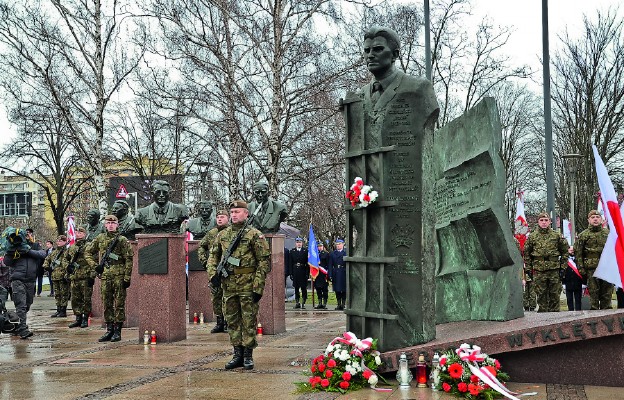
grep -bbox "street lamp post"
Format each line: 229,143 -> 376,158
562,153 -> 583,245
196,161 -> 210,200
126,192 -> 138,214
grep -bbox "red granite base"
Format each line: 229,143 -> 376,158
136,234 -> 187,343
379,309 -> 624,387
257,234 -> 286,335
186,241 -> 214,323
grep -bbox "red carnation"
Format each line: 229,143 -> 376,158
442,382 -> 451,392
468,383 -> 481,396
339,381 -> 350,390
363,194 -> 370,201
342,372 -> 351,381
495,359 -> 501,370
311,365 -> 316,373
325,370 -> 333,378
457,382 -> 468,393
321,379 -> 330,388
327,359 -> 336,368
484,365 -> 497,377
318,363 -> 326,372
448,363 -> 463,379
315,376 -> 322,384
440,358 -> 447,366
363,370 -> 373,380
470,374 -> 479,383
309,377 -> 316,386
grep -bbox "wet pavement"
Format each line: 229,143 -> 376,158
1,295 -> 621,399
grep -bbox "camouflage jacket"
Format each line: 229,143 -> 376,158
197,225 -> 228,266
43,247 -> 68,280
575,226 -> 608,270
64,239 -> 96,281
523,227 -> 569,271
84,231 -> 133,282
206,222 -> 271,295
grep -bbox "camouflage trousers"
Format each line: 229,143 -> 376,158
586,269 -> 613,310
533,269 -> 562,312
70,279 -> 93,315
523,281 -> 537,310
101,277 -> 127,323
223,291 -> 259,349
52,279 -> 70,308
211,286 -> 224,318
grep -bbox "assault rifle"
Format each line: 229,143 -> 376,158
95,235 -> 120,275
66,242 -> 85,276
210,205 -> 262,287
49,248 -> 65,271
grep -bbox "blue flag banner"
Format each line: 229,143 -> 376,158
308,224 -> 320,279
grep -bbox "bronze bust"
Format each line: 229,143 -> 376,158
135,180 -> 189,234
111,200 -> 144,240
247,181 -> 288,233
181,200 -> 216,239
84,209 -> 104,241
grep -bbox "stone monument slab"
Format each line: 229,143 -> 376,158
138,239 -> 168,274
186,240 -> 214,324
257,234 -> 286,335
434,97 -> 524,323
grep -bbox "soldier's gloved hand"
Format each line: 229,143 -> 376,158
252,292 -> 262,303
87,278 -> 95,287
123,280 -> 131,289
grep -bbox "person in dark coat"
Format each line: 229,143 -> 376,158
26,229 -> 45,297
564,247 -> 583,311
314,242 -> 330,309
289,237 -> 309,309
328,238 -> 347,310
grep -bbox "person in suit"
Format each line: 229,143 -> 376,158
289,237 -> 309,309
328,239 -> 347,310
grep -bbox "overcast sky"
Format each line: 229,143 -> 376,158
0,0 -> 621,149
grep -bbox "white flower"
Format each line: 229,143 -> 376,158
362,185 -> 371,193
338,350 -> 350,361
369,191 -> 378,201
375,355 -> 382,365
368,374 -> 378,386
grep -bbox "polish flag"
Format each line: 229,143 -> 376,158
597,192 -> 609,228
592,146 -> 624,289
66,215 -> 76,246
514,191 -> 529,251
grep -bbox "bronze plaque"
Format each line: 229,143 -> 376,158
138,239 -> 169,274
187,249 -> 204,271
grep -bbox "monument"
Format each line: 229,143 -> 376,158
247,181 -> 288,233
181,200 -> 216,239
135,180 -> 189,234
84,209 -> 104,241
342,26 -> 439,351
112,200 -> 144,241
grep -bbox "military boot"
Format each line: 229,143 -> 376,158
225,346 -> 244,369
57,306 -> 67,318
68,315 -> 82,328
110,323 -> 122,342
243,347 -> 254,370
50,306 -> 60,318
210,316 -> 225,333
98,322 -> 114,342
80,314 -> 89,328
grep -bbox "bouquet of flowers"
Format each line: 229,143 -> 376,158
345,177 -> 379,208
434,343 -> 515,400
295,332 -> 390,394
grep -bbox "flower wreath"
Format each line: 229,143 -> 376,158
295,332 -> 391,394
345,177 -> 378,208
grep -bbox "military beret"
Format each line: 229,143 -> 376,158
335,238 -> 345,243
537,212 -> 550,220
77,226 -> 87,233
57,235 -> 68,241
588,210 -> 601,218
229,200 -> 247,209
216,209 -> 229,217
104,214 -> 118,222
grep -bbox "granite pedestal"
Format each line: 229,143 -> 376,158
186,240 -> 214,324
257,234 -> 286,335
89,241 -> 139,328
379,309 -> 624,387
136,234 -> 187,343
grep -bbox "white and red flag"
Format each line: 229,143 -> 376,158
514,190 -> 529,251
596,192 -> 609,228
66,215 -> 76,246
592,146 -> 624,289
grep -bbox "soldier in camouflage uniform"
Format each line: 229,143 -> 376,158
575,210 -> 612,309
523,212 -> 569,312
65,227 -> 96,328
207,200 -> 271,370
198,209 -> 230,333
43,235 -> 69,318
85,215 -> 134,342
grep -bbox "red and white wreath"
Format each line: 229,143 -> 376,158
346,177 -> 379,208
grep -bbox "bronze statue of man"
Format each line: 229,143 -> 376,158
135,180 -> 189,234
180,200 -> 216,239
247,181 -> 288,233
84,209 -> 104,242
112,200 -> 144,240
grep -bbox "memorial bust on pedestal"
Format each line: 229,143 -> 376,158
247,181 -> 288,234
112,200 -> 144,240
135,180 -> 189,234
84,209 -> 104,242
